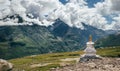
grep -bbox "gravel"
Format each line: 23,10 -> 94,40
51,58 -> 120,71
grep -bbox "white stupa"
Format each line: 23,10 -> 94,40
79,35 -> 101,62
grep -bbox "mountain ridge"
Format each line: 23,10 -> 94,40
0,19 -> 107,59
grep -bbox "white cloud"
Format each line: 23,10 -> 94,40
94,0 -> 120,30
111,0 -> 120,12
0,0 -> 120,30
0,0 -> 62,26
0,0 -> 11,19
94,0 -> 112,15
109,14 -> 120,30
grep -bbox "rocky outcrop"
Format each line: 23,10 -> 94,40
0,59 -> 13,71
51,58 -> 120,71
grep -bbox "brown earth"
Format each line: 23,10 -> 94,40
51,58 -> 120,71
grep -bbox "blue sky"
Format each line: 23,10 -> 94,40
85,0 -> 104,7
59,0 -> 69,4
59,0 -> 104,7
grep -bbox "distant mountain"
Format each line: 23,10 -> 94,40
95,34 -> 120,48
48,19 -> 107,45
105,30 -> 120,35
0,19 -> 107,59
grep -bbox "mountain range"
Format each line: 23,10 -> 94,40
0,19 -> 108,59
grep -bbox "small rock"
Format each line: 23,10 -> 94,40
87,63 -> 96,68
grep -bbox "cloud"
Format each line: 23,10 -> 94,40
94,0 -> 111,15
0,0 -> 120,30
0,0 -> 11,19
109,14 -> 120,30
111,0 -> 120,12
52,1 -> 108,30
95,0 -> 120,14
0,0 -> 62,26
94,0 -> 120,30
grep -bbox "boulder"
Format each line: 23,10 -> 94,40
0,59 -> 13,71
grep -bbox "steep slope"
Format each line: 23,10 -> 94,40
48,19 -> 107,48
0,24 -> 80,59
0,25 -> 58,59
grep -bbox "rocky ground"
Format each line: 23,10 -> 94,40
51,58 -> 120,71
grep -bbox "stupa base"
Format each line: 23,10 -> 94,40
79,54 -> 102,62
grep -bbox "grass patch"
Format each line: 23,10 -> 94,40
30,64 -> 60,71
50,54 -> 64,57
68,54 -> 80,56
9,46 -> 120,71
97,46 -> 120,57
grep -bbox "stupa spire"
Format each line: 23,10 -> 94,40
89,35 -> 92,42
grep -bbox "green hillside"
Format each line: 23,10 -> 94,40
0,25 -> 81,59
95,34 -> 120,48
0,25 -> 59,59
9,46 -> 120,71
0,24 -> 106,59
